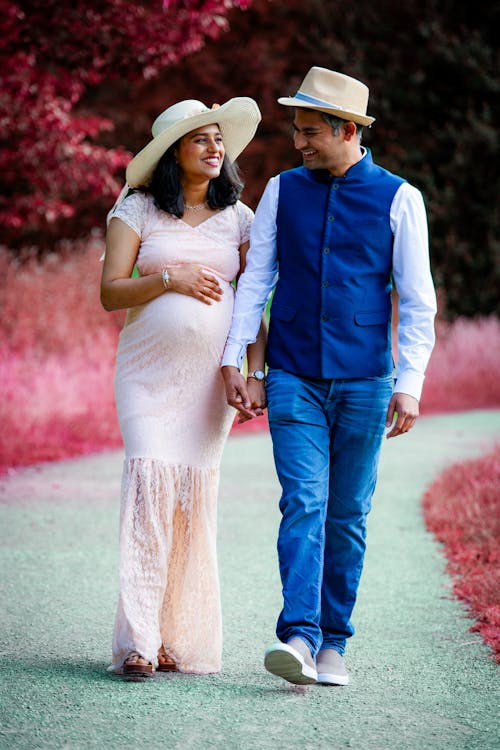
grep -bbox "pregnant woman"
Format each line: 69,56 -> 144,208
100,97 -> 265,679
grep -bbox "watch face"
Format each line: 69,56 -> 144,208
252,370 -> 265,381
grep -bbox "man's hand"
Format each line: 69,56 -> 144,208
237,378 -> 267,424
221,366 -> 258,421
385,392 -> 419,438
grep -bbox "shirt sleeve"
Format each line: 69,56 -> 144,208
237,201 -> 255,245
221,176 -> 280,369
390,182 -> 437,400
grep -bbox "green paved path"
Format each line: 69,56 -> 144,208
1,411 -> 499,750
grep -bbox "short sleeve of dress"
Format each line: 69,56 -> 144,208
111,192 -> 150,238
236,201 -> 254,245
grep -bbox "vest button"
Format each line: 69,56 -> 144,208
323,247 -> 330,254
321,314 -> 329,322
322,281 -> 329,288
327,215 -> 335,221
333,184 -> 340,190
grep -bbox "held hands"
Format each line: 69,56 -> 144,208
221,366 -> 267,422
385,392 -> 419,438
167,264 -> 222,305
238,378 -> 267,424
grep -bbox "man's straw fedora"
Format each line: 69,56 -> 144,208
278,67 -> 375,126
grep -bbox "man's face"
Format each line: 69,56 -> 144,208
292,109 -> 345,172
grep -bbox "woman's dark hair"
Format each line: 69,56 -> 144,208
140,140 -> 244,218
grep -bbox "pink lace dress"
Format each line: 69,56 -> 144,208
109,192 -> 253,673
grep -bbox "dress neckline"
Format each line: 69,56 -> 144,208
177,208 -> 225,229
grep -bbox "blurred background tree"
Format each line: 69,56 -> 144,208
0,0 -> 251,249
1,0 -> 498,317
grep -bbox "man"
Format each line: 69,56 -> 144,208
221,67 -> 437,686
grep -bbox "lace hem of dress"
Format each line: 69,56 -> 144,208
112,457 -> 223,674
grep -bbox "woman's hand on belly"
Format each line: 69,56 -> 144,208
167,263 -> 223,305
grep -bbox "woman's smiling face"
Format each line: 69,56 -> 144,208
175,124 -> 225,181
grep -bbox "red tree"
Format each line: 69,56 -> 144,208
0,0 -> 251,249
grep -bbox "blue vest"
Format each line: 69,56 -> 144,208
267,150 -> 404,378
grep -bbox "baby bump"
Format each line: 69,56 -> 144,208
118,283 -> 235,361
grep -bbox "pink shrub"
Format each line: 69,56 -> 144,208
421,316 -> 500,414
0,242 -> 124,473
422,447 -> 500,661
0,239 -> 124,354
0,346 -> 120,470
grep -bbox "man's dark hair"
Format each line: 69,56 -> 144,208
140,142 -> 244,218
321,112 -> 363,141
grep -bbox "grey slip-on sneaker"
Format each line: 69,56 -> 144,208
264,637 -> 318,685
316,648 -> 349,686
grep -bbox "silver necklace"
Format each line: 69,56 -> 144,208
184,201 -> 208,212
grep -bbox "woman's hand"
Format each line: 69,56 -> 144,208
237,378 -> 267,424
168,264 -> 222,305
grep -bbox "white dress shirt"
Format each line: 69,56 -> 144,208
222,158 -> 437,401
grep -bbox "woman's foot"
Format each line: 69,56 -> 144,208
123,651 -> 154,679
157,646 -> 177,672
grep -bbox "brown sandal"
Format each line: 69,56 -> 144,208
157,646 -> 177,672
123,651 -> 154,678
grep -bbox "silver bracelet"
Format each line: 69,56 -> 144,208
161,268 -> 170,290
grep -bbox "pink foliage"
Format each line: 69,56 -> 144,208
422,448 -> 500,661
0,242 -> 124,473
420,316 -> 500,414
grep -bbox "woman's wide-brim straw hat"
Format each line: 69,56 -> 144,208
278,67 -> 375,127
126,97 -> 262,187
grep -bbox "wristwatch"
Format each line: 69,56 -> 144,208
248,369 -> 266,382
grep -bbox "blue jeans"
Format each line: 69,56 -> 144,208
266,368 -> 393,656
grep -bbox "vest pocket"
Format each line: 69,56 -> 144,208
270,303 -> 296,322
354,310 -> 390,326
